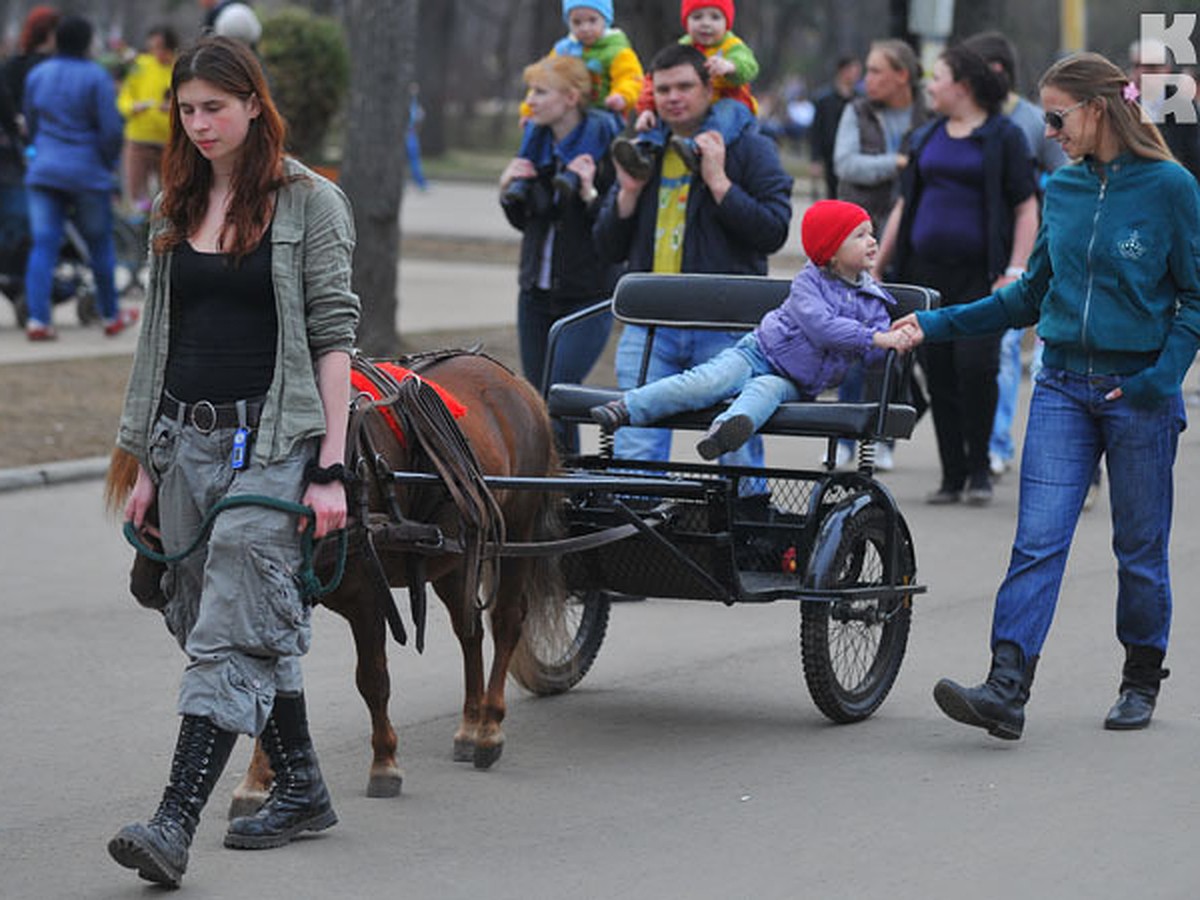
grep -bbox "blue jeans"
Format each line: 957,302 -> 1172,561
518,288 -> 613,452
614,323 -> 764,468
624,332 -> 800,430
990,327 -> 1023,462
639,98 -> 756,150
991,367 -> 1185,657
405,129 -> 427,190
25,186 -> 118,325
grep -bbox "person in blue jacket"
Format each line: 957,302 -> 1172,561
893,52 -> 1200,740
22,15 -> 129,340
593,42 -> 792,471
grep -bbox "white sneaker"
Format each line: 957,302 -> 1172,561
874,442 -> 894,471
989,452 -> 1010,478
834,441 -> 855,468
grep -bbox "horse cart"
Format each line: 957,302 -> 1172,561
116,271 -> 938,795
510,272 -> 939,723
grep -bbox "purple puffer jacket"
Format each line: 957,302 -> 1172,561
755,263 -> 895,397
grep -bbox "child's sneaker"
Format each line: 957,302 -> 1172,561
104,307 -> 140,337
668,135 -> 700,173
501,178 -> 532,208
610,137 -> 653,180
26,322 -> 57,341
696,414 -> 754,460
589,399 -> 629,432
552,169 -> 581,208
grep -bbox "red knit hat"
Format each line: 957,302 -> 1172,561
681,0 -> 735,31
801,200 -> 870,267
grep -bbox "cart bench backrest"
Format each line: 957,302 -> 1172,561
545,273 -> 939,445
611,272 -> 937,330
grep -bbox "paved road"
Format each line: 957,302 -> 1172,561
3,379 -> 1200,899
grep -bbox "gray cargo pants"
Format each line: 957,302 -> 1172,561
147,409 -> 316,736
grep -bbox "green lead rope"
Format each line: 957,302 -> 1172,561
122,493 -> 348,602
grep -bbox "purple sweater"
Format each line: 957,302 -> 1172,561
755,263 -> 895,397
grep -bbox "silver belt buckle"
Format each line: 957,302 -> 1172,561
190,400 -> 217,434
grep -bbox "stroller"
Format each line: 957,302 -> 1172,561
0,183 -> 103,328
0,137 -> 149,329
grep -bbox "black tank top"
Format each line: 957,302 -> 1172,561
164,229 -> 277,403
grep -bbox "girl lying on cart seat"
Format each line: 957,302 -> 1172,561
590,199 -> 917,457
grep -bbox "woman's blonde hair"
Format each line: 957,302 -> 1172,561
523,54 -> 592,110
1039,51 -> 1173,163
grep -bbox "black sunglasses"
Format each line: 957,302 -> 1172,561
1044,100 -> 1087,131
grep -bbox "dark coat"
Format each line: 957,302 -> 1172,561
593,127 -> 793,276
893,113 -> 1036,283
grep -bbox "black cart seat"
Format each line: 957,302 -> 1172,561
546,273 -> 938,443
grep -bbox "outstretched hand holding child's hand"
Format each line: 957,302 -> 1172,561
874,319 -> 920,354
886,314 -> 924,350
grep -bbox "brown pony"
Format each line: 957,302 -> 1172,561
106,352 -> 564,806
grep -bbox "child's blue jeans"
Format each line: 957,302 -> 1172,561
637,98 -> 756,149
624,332 -> 801,431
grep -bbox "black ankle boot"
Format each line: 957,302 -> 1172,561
501,177 -> 532,208
933,641 -> 1038,740
611,136 -> 653,180
224,693 -> 337,849
668,135 -> 700,173
589,398 -> 629,432
1104,645 -> 1169,730
109,715 -> 238,887
696,414 -> 754,460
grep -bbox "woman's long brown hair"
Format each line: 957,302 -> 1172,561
1039,52 -> 1174,164
155,36 -> 289,260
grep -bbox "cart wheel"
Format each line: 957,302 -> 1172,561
800,505 -> 913,723
510,588 -> 610,695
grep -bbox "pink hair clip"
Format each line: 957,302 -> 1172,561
1122,80 -> 1140,103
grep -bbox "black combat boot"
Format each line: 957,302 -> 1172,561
933,641 -> 1038,740
1104,645 -> 1169,730
108,715 -> 238,887
224,692 -> 337,849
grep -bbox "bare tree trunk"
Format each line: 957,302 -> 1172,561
418,0 -> 457,157
340,0 -> 415,357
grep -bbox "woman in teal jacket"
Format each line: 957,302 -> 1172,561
894,52 -> 1200,740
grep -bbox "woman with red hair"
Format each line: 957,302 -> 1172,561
107,36 -> 359,887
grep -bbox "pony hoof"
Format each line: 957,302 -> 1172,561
366,771 -> 403,798
473,743 -> 503,770
227,791 -> 268,820
452,738 -> 475,763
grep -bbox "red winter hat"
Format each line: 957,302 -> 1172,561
681,0 -> 735,31
801,200 -> 870,267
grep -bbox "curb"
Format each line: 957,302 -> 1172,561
0,455 -> 111,493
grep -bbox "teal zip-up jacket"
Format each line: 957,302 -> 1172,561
917,153 -> 1200,408
117,157 -> 360,468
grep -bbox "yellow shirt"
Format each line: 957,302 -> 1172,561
116,53 -> 173,145
652,147 -> 690,274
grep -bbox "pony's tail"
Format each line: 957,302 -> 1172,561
507,443 -> 570,690
104,446 -> 140,516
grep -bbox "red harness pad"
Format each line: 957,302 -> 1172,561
351,362 -> 467,445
